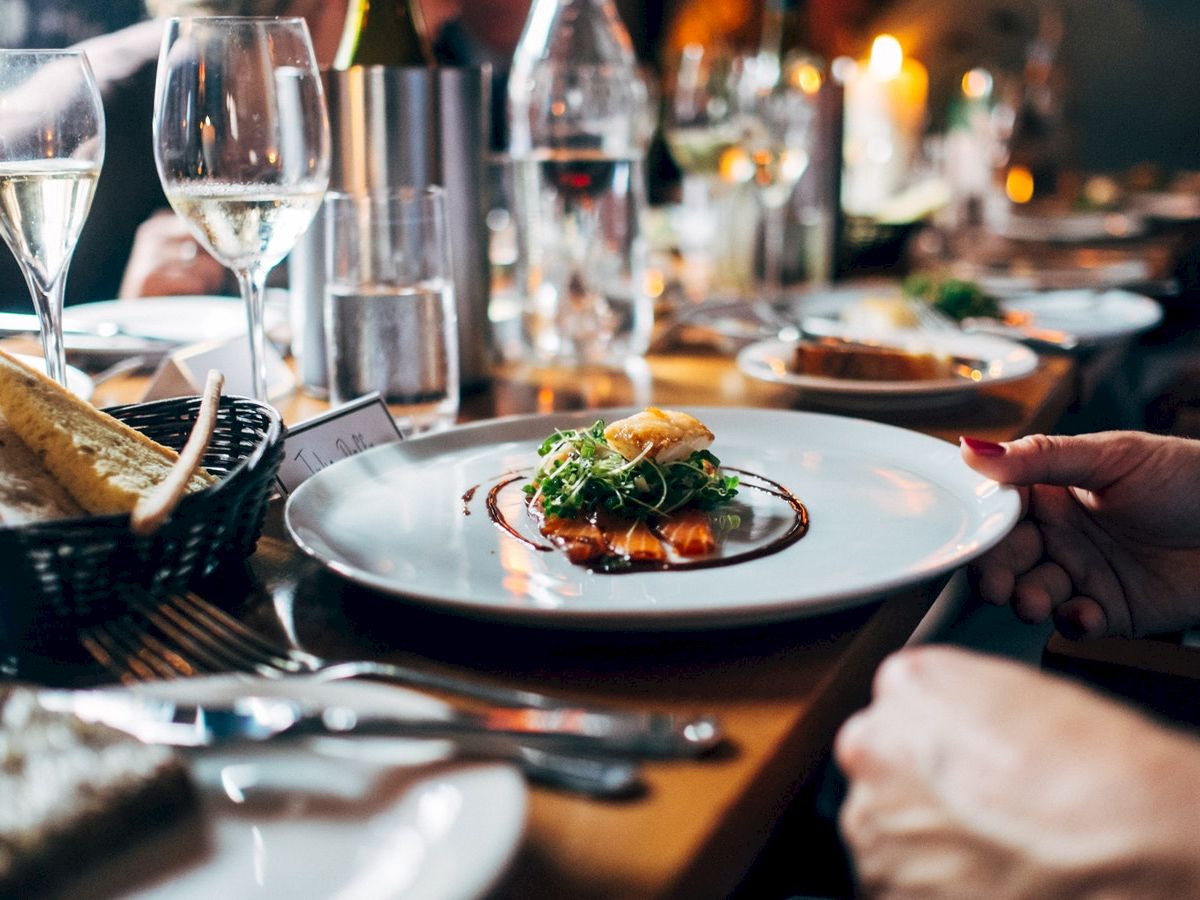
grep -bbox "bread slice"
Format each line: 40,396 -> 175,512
0,349 -> 215,516
0,413 -> 85,524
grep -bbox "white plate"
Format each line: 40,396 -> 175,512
16,353 -> 93,400
62,293 -> 290,344
86,676 -> 527,900
1003,289 -> 1162,345
737,333 -> 1038,411
995,208 -> 1146,243
285,408 -> 1020,629
63,297 -> 247,343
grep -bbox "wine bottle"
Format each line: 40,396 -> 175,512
334,0 -> 435,68
757,0 -> 818,85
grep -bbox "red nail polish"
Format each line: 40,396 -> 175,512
960,436 -> 1005,457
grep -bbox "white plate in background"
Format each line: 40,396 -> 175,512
62,293 -> 290,345
286,407 -> 1020,629
737,332 -> 1038,411
1002,289 -> 1162,345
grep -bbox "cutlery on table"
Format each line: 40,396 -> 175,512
37,689 -> 643,798
79,591 -> 722,759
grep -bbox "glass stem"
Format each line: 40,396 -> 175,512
31,275 -> 68,386
761,201 -> 786,302
235,267 -> 270,401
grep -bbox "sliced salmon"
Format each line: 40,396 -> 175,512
539,514 -> 607,563
597,515 -> 667,562
655,508 -> 717,557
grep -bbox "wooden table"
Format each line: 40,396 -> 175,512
84,348 -> 1077,899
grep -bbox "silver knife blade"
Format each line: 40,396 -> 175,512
37,691 -> 645,797
37,691 -> 721,757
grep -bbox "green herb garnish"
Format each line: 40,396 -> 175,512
903,274 -> 1002,322
523,419 -> 739,520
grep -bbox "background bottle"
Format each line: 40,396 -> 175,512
334,0 -> 435,69
506,0 -> 652,367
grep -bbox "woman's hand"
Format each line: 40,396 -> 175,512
835,646 -> 1200,899
961,431 -> 1200,638
118,210 -> 227,299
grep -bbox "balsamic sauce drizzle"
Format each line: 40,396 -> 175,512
480,468 -> 808,572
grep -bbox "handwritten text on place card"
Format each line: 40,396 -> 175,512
275,393 -> 403,494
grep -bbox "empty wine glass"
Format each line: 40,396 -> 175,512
154,16 -> 330,400
0,50 -> 104,387
730,54 -> 819,305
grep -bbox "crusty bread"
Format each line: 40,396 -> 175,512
0,413 -> 85,524
0,349 -> 214,516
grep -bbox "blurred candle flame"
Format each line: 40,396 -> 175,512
961,68 -> 993,100
867,35 -> 904,81
1006,165 -> 1035,203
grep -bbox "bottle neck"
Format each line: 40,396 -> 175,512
334,0 -> 435,69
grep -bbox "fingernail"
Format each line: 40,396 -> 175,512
960,436 -> 1006,457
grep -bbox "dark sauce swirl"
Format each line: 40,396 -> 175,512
482,468 -> 808,572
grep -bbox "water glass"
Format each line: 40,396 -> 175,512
324,187 -> 459,432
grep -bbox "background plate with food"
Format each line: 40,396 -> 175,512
737,331 -> 1038,412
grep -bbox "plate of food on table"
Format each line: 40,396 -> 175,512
285,406 -> 1019,629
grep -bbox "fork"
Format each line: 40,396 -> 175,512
80,592 -> 721,758
81,616 -> 644,797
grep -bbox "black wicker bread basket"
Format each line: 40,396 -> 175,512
0,394 -> 284,646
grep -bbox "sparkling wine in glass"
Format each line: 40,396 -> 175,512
154,16 -> 330,400
0,50 -> 103,387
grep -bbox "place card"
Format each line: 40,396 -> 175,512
142,336 -> 295,402
274,393 -> 403,495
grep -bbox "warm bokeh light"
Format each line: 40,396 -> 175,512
867,35 -> 903,81
961,68 -> 993,100
1006,165 -> 1036,203
643,268 -> 665,299
719,146 -> 753,184
791,62 -> 823,95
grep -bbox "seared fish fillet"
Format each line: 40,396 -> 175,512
603,407 -> 714,462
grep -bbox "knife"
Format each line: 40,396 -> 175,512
38,691 -> 649,797
37,690 -> 722,758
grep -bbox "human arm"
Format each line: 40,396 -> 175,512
960,431 -> 1200,638
835,645 -> 1200,899
118,210 -> 228,299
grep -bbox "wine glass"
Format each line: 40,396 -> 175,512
0,50 -> 104,387
663,44 -> 744,294
154,16 -> 330,400
731,53 -> 818,305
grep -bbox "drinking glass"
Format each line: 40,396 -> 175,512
663,44 -> 745,297
154,16 -> 330,400
324,187 -> 459,432
0,50 -> 103,387
732,54 -> 818,303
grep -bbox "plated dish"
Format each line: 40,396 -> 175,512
285,407 -> 1020,629
737,332 -> 1038,411
798,282 -> 1161,349
90,676 -> 527,900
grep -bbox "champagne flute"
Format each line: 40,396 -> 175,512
731,54 -> 818,306
0,50 -> 103,387
153,16 -> 330,401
